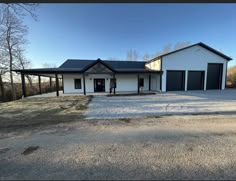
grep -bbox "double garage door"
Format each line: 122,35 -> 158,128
166,64 -> 223,91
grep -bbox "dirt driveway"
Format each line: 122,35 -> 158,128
85,89 -> 236,119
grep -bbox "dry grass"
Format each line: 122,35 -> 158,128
0,95 -> 92,132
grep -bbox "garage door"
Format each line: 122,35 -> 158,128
166,71 -> 185,91
206,63 -> 223,90
187,71 -> 204,90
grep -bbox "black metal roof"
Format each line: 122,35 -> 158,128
59,59 -> 147,70
14,59 -> 160,74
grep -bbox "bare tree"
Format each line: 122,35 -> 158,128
107,57 -> 120,61
4,3 -> 38,21
0,67 -> 7,101
0,4 -> 38,100
42,63 -> 57,68
143,53 -> 150,61
154,41 -> 191,58
0,7 -> 28,100
13,46 -> 34,88
127,49 -> 139,61
174,41 -> 191,50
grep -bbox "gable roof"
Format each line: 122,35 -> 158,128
82,59 -> 115,72
147,42 -> 232,63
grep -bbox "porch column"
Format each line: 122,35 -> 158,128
62,74 -> 64,93
149,74 -> 151,91
21,73 -> 26,98
49,77 -> 52,92
38,75 -> 42,94
137,74 -> 140,94
83,73 -> 86,95
55,74 -> 59,97
113,73 -> 116,94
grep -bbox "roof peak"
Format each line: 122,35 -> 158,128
146,42 -> 232,63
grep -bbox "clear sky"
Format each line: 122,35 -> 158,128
23,3 -> 236,68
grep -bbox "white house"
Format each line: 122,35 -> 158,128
15,42 -> 232,97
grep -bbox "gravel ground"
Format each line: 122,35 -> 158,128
84,89 -> 236,119
1,114 -> 236,180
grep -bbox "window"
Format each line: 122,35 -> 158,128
74,79 -> 81,89
139,78 -> 144,87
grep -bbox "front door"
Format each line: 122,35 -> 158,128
94,79 -> 105,92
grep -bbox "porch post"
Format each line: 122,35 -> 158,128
62,74 -> 64,93
113,73 -> 116,94
21,73 -> 26,98
38,75 -> 42,94
83,73 -> 86,95
55,74 -> 59,97
137,74 -> 140,94
49,77 -> 52,92
149,74 -> 151,91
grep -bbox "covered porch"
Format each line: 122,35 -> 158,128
13,59 -> 162,98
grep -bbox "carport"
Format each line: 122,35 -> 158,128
13,68 -> 65,97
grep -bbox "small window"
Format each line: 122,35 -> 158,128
139,78 -> 144,87
74,79 -> 81,89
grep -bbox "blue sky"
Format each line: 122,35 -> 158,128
23,3 -> 236,68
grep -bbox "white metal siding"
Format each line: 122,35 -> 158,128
63,74 -> 84,93
63,73 -> 159,93
161,45 -> 227,92
151,74 -> 160,91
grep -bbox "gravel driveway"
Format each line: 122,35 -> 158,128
84,89 -> 236,119
1,114 -> 236,180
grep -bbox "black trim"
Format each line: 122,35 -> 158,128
21,73 -> 26,98
55,74 -> 59,97
13,69 -> 161,75
113,74 -> 116,94
49,77 -> 52,91
62,74 -> 64,94
83,74 -> 86,95
115,71 -> 162,74
137,74 -> 140,94
146,42 -> 232,63
38,75 -> 41,94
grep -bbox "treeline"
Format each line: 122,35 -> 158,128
227,65 -> 236,88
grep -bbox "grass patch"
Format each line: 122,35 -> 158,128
119,118 -> 131,123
